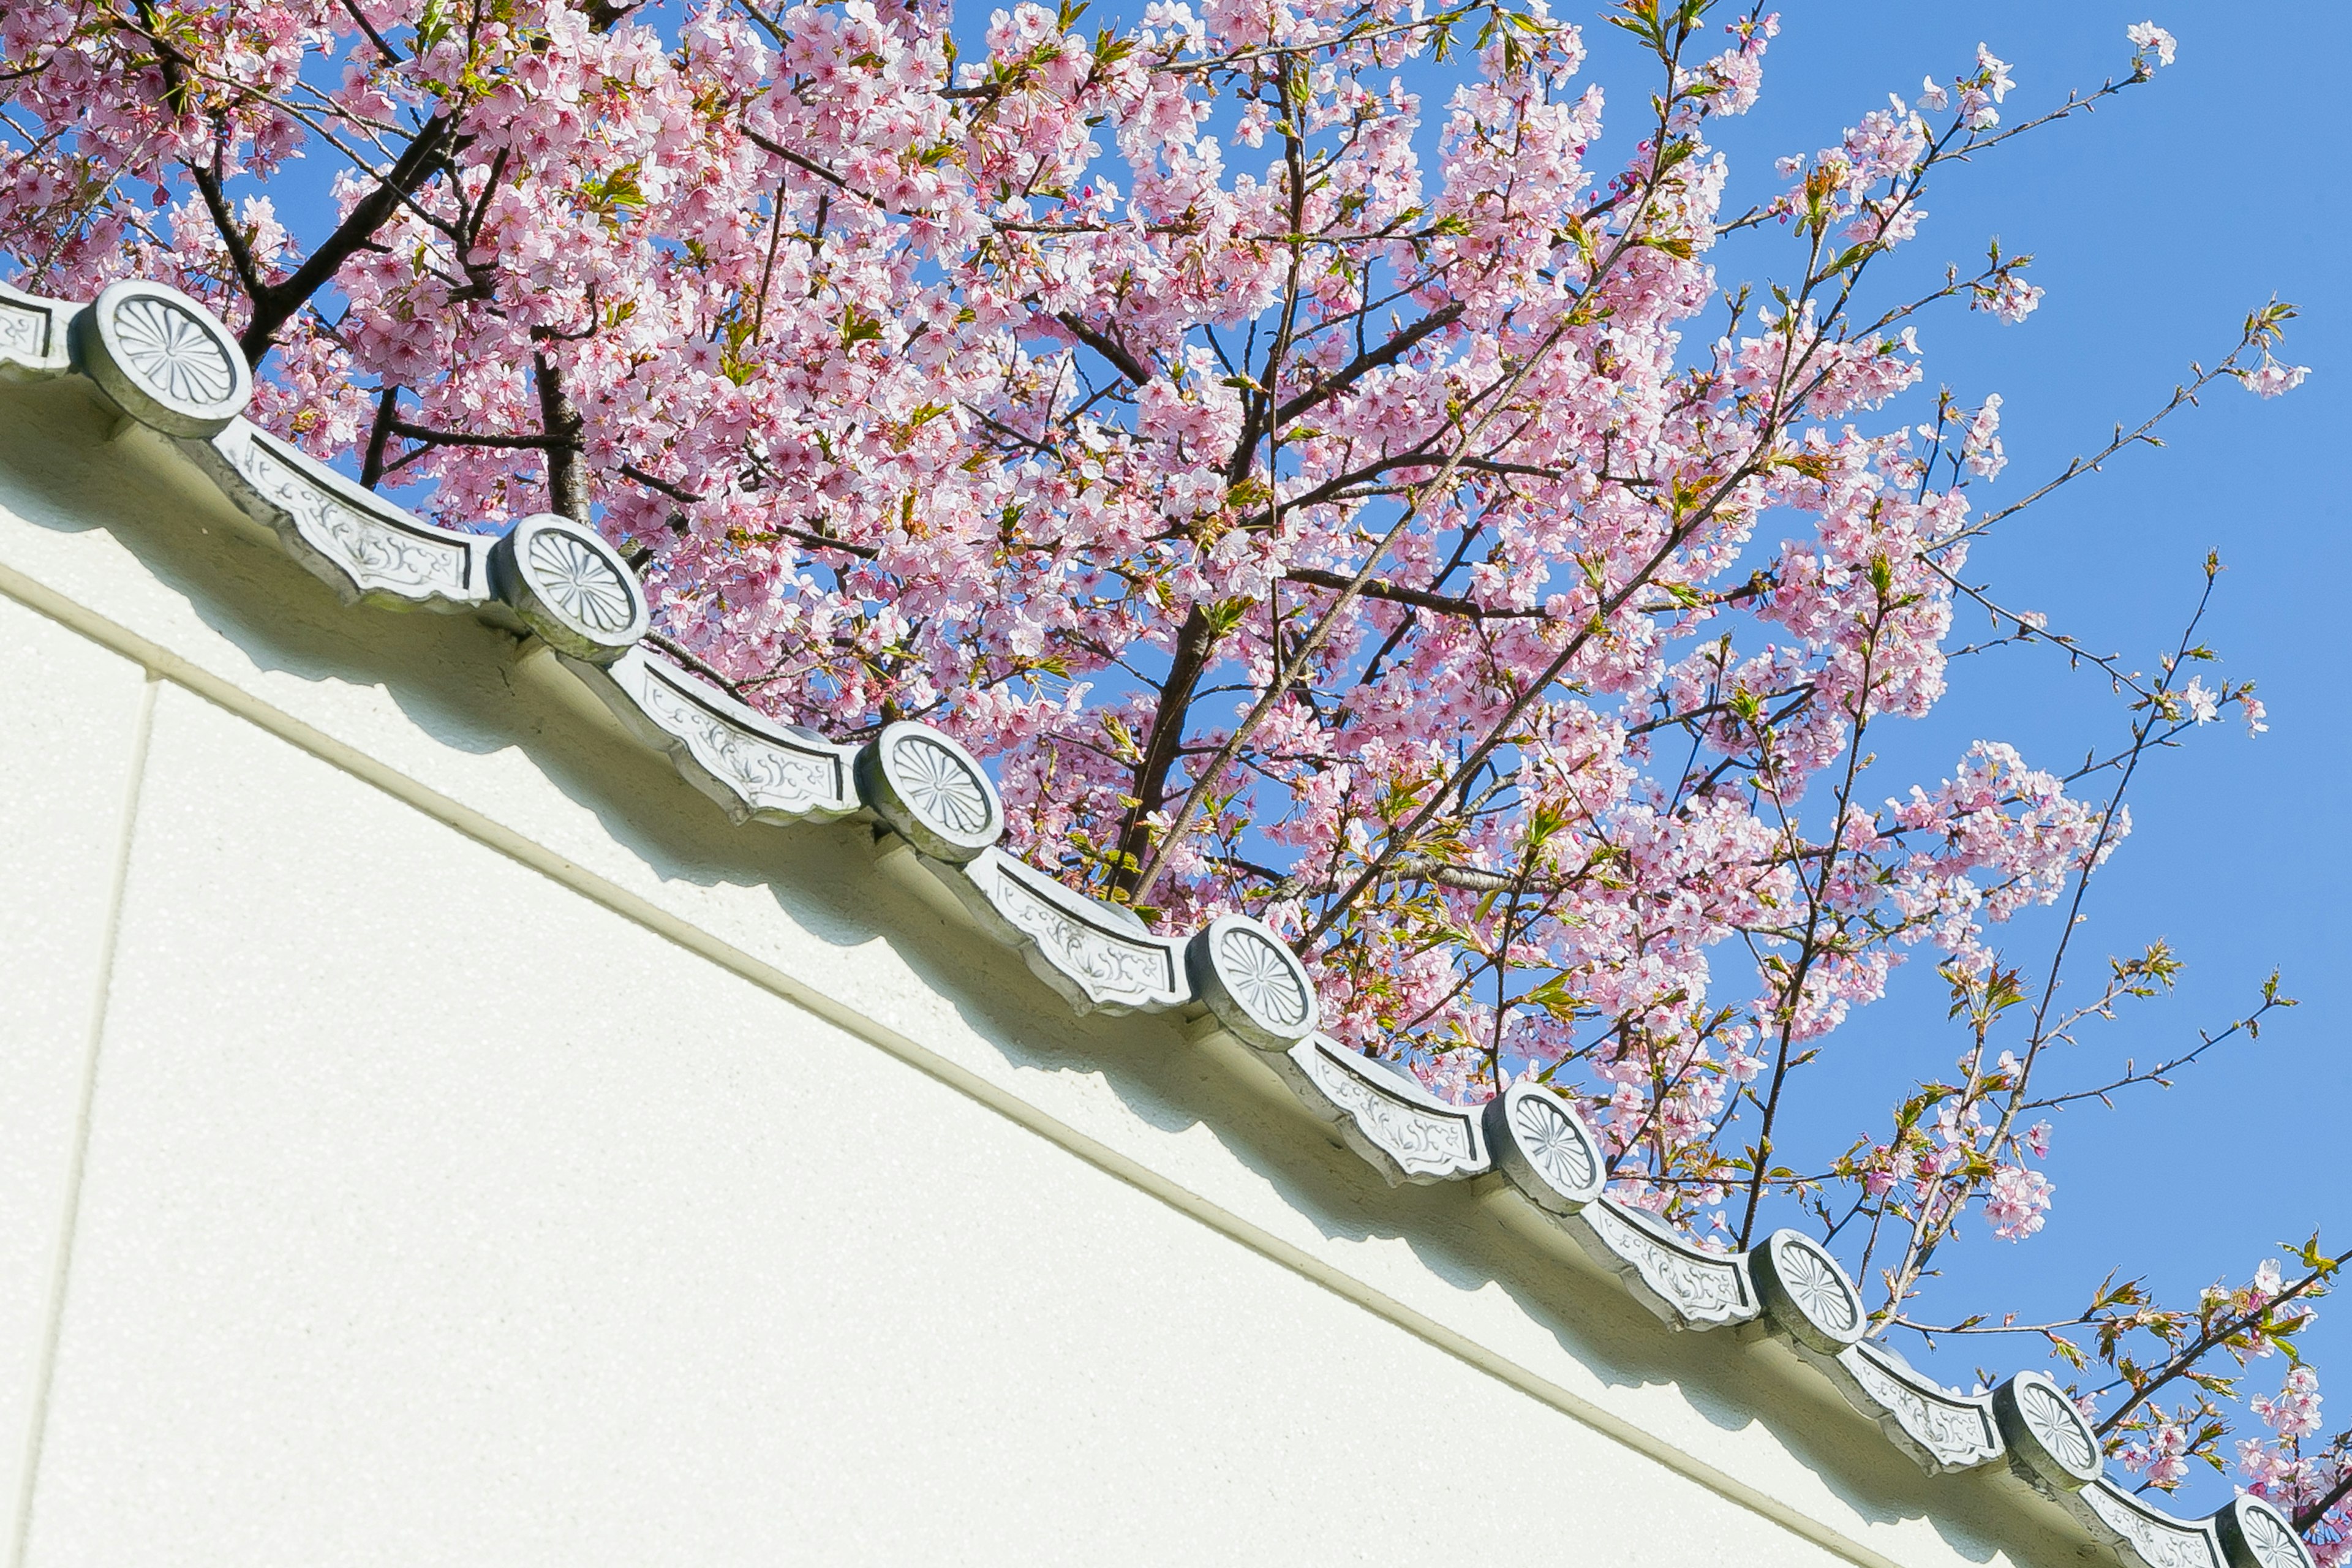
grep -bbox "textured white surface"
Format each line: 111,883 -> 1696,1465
24,688 -> 1832,1566
0,594 -> 148,1553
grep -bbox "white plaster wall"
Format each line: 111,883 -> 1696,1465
0,378 -> 2098,1568
13,677 -> 1847,1567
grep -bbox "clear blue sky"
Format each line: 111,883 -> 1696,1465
1671,0 -> 2344,1462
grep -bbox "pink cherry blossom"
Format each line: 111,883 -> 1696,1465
2258,1368 -> 2326,1439
2124,1421 -> 2193,1489
1984,1163 -> 2054,1240
2247,358 -> 2312,398
2127,22 -> 2179,70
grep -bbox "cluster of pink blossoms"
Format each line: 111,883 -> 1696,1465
0,0 -> 2309,1344
2239,1363 -> 2347,1560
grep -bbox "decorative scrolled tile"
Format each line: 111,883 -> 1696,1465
855,721 -> 1005,862
0,281 -> 78,379
570,647 -> 858,824
1751,1229 -> 1868,1355
1994,1370 -> 2105,1494
1483,1080 -> 1605,1215
69,279 -> 252,437
489,511 -> 649,662
1273,1033 -> 1488,1185
2211,1494 -> 2316,1568
192,420 -> 489,610
952,848 -> 1189,1015
1570,1198 -> 1757,1329
1187,914 -> 1319,1050
2073,1480 -> 2225,1568
1827,1341 -> 2003,1475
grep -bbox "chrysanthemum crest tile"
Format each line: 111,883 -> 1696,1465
2212,1495 -> 2316,1568
1188,914 -> 1319,1050
951,848 -> 1189,1015
193,420 -> 489,610
856,720 -> 1005,862
490,511 -> 650,662
71,279 -> 252,438
1483,1080 -> 1605,1214
572,647 -> 858,824
1994,1370 -> 2104,1494
1275,1033 -> 1488,1185
1572,1197 -> 1757,1329
1750,1228 -> 1867,1355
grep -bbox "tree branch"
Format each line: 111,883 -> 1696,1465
1274,300 -> 1463,426
1283,565 -> 1543,619
238,115 -> 454,361
390,419 -> 568,450
533,352 -> 589,521
361,386 -> 399,488
1053,311 -> 1156,387
2298,1466 -> 2352,1534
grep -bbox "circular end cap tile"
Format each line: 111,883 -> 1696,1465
1749,1229 -> 1867,1354
1992,1371 -> 2103,1492
72,279 -> 252,438
1482,1080 -> 1605,1215
856,722 -> 1005,862
1185,914 -> 1318,1050
489,513 -> 650,663
2215,1495 -> 2315,1568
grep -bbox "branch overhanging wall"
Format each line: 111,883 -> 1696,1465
0,276 -> 2313,1568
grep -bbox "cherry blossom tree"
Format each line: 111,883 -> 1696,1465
1,0 -> 2331,1538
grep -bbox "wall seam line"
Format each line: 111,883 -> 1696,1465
9,672 -> 157,1568
0,567 -> 1906,1568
